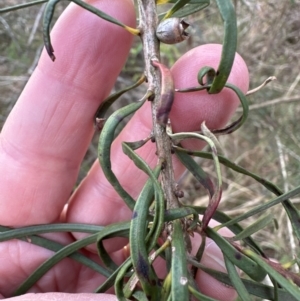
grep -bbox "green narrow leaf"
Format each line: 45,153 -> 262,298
176,1 -> 237,94
123,239 -> 172,299
0,225 -> 108,279
163,0 -> 192,19
14,233 -> 105,295
172,146 -> 280,194
208,0 -> 237,93
145,190 -> 161,245
176,82 -> 249,135
122,142 -> 165,251
0,223 -> 103,242
43,0 -> 139,60
157,0 -> 170,4
191,233 -> 206,278
224,255 -> 252,301
0,0 -> 47,13
175,150 -> 214,198
96,221 -> 130,272
162,271 -> 172,301
197,66 -> 216,85
94,257 -> 131,294
165,244 -> 172,273
158,0 -> 210,19
188,258 -> 299,301
132,290 -> 149,301
212,83 -> 249,135
130,171 -> 161,298
94,75 -> 146,129
188,285 -> 219,301
164,207 -> 199,225
175,84 -> 209,93
122,145 -> 163,299
173,146 -> 300,240
169,132 -> 222,229
158,0 -> 208,3
171,220 -> 189,301
125,164 -> 161,263
114,259 -> 134,301
205,227 -> 267,281
123,135 -> 152,151
185,206 -> 265,256
244,249 -> 300,300
232,214 -> 274,241
218,185 -> 300,231
98,91 -> 151,211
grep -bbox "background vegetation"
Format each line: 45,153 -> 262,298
1,0 -> 300,292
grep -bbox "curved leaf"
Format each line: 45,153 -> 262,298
96,221 -> 130,271
168,132 -> 222,229
122,142 -> 165,251
175,83 -> 249,135
43,0 -> 139,60
208,0 -> 237,93
98,91 -> 151,210
14,233 -> 107,295
122,144 -> 163,299
114,259 -> 134,301
94,75 -> 146,129
94,257 -> 131,294
212,83 -> 249,134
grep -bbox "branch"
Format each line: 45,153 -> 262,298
237,95 -> 300,111
137,1 -> 180,209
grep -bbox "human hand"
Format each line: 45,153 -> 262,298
0,0 -> 249,300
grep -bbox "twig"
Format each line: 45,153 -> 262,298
285,71 -> 300,98
246,76 -> 276,96
27,3 -> 46,46
236,95 -> 300,111
275,135 -> 298,274
137,1 -> 180,209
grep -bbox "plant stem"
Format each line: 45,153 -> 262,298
137,1 -> 180,210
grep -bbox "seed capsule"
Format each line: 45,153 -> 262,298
156,18 -> 190,44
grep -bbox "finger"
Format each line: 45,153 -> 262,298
0,235 -> 125,296
5,293 -> 117,301
67,44 -> 249,252
0,0 -> 136,226
192,224 -> 238,301
194,238 -> 238,301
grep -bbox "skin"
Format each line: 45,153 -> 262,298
0,0 -> 249,300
